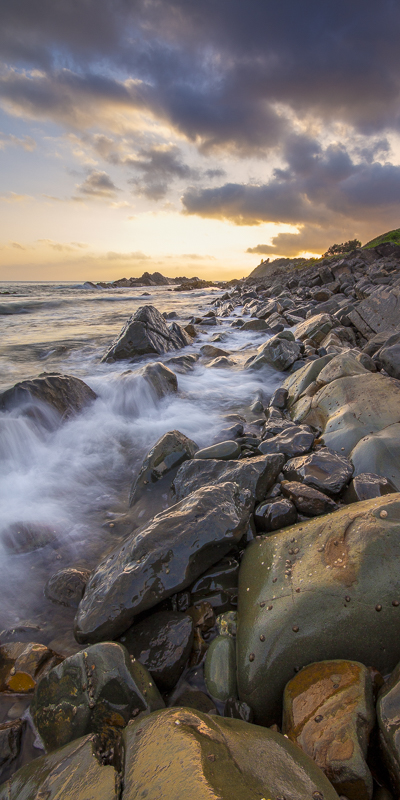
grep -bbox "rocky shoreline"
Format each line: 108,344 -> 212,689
2,242 -> 400,798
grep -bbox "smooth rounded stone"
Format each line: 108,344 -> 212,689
283,449 -> 354,496
45,568 -> 91,608
259,425 -> 315,458
282,354 -> 333,407
378,344 -> 400,379
101,304 -> 192,362
172,453 -> 285,503
241,318 -> 269,331
283,660 -> 375,800
342,472 -> 397,504
204,635 -> 237,702
190,555 -> 239,612
170,687 -> 217,713
119,611 -> 194,692
0,734 -> 118,800
163,311 -> 178,319
137,361 -> 178,399
0,642 -> 62,693
30,642 -> 164,752
129,429 -> 198,505
224,698 -> 253,722
194,440 -> 241,460
200,344 -> 230,358
214,422 -> 243,442
377,660 -> 400,795
350,423 -> 400,492
249,399 -> 264,413
254,498 -> 297,532
247,331 -> 302,372
0,720 -> 24,783
356,352 -> 377,372
269,386 -> 289,409
294,313 -> 334,344
75,482 -> 251,643
2,521 -> 58,554
281,481 -> 338,516
317,351 -> 369,385
122,707 -> 340,800
237,494 -> 400,726
206,356 -> 236,368
0,373 -> 97,421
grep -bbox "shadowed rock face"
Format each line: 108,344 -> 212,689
129,429 -> 198,506
101,305 -> 192,362
172,453 -> 285,503
237,494 -> 400,725
0,373 -> 96,421
377,660 -> 400,795
75,481 -> 252,643
121,708 -> 340,800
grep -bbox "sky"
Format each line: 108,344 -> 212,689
1,0 -> 400,281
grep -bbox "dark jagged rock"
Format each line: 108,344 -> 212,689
259,425 -> 315,457
172,453 -> 285,503
101,305 -> 192,362
45,568 -> 91,608
281,480 -> 338,516
75,482 -> 252,643
129,429 -> 198,506
0,720 -> 25,784
0,373 -> 96,421
254,497 -> 297,532
342,472 -> 397,504
283,448 -> 354,496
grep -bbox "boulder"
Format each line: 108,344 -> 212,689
241,319 -> 269,331
206,356 -> 236,368
254,498 -> 297,532
342,472 -> 396,504
164,353 -> 199,373
348,284 -> 400,337
0,642 -> 62,693
129,430 -> 198,505
30,642 -> 164,752
193,440 -> 241,460
121,708 -> 340,800
119,611 -> 194,692
2,521 -> 57,554
237,493 -> 400,724
0,373 -> 96,422
247,331 -> 301,372
204,634 -> 237,701
75,482 -> 252,642
377,660 -> 400,795
101,305 -> 192,362
281,481 -> 338,516
378,343 -> 400,379
283,660 -> 375,800
200,345 -> 230,357
45,568 -> 91,608
283,449 -> 354,496
0,734 -> 118,800
294,314 -> 334,344
282,355 -> 333,407
317,351 -> 369,385
138,361 -> 178,399
190,555 -> 240,612
259,425 -> 315,457
0,720 -> 24,784
172,453 -> 285,503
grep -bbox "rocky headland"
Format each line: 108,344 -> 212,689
2,235 -> 400,798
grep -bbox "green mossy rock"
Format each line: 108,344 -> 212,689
204,634 -> 237,701
122,707 -> 340,800
237,494 -> 400,725
0,734 -> 118,800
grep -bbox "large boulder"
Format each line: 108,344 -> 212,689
237,493 -> 400,725
75,482 -> 252,643
0,642 -> 62,693
129,430 -> 198,505
247,331 -> 301,372
282,355 -> 333,407
0,734 -> 118,800
348,284 -> 400,338
30,642 -> 164,752
291,373 -> 400,489
101,305 -> 192,362
0,373 -> 96,422
294,314 -> 334,344
137,361 -> 178,399
121,707 -> 340,800
172,453 -> 285,503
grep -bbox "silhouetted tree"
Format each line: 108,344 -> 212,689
324,239 -> 361,256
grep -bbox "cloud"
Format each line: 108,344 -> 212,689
0,192 -> 32,203
76,170 -> 119,198
37,239 -> 90,252
105,251 -> 150,261
0,131 -> 35,150
10,241 -> 26,249
127,145 -> 197,200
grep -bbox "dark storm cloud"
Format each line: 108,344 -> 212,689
77,170 -> 119,198
126,145 -> 196,200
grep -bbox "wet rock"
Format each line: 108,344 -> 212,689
0,642 -> 62,693
0,734 -> 119,800
165,353 -> 199,373
193,440 -> 241,460
237,493 -> 400,725
283,449 -> 354,496
200,345 -> 230,357
254,498 -> 297,532
30,642 -> 164,752
101,305 -> 192,362
0,373 -> 96,422
281,481 -> 338,516
224,697 -> 253,722
119,611 -> 193,692
259,425 -> 315,457
138,361 -> 178,399
294,314 -> 334,344
75,482 -> 251,642
190,555 -> 240,612
129,429 -> 198,505
170,686 -> 217,713
249,398 -> 264,413
283,660 -> 375,800
216,610 -> 237,637
0,720 -> 24,783
204,634 -> 237,701
377,660 -> 400,795
122,707 -> 340,800
248,331 -> 302,372
207,356 -> 236,368
173,453 -> 285,503
2,521 -> 58,554
184,323 -> 196,337
241,318 -> 269,331
342,472 -> 397,504
45,568 -> 91,608
269,386 -> 289,408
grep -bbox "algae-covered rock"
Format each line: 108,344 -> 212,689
377,660 -> 400,795
0,734 -> 118,800
204,635 -> 237,701
129,429 -> 198,505
173,453 -> 284,503
30,642 -> 164,752
0,642 -> 62,693
237,493 -> 400,725
122,707 -> 340,800
75,482 -> 251,643
283,660 -> 375,800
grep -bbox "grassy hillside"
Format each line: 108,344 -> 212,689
363,228 -> 400,248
